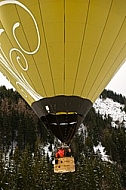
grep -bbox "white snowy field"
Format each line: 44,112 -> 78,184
93,97 -> 126,127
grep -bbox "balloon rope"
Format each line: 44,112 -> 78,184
49,102 -> 64,142
42,115 -> 55,142
54,113 -> 64,142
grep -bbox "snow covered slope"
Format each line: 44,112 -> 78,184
93,98 -> 126,127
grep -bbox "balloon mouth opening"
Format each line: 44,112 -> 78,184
31,95 -> 92,143
41,112 -> 79,143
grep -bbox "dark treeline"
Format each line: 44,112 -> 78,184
101,89 -> 126,112
101,89 -> 126,105
0,86 -> 126,189
0,86 -> 51,152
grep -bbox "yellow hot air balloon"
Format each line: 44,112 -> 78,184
1,0 -> 126,144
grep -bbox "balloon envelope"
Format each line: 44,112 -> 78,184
1,0 -> 126,143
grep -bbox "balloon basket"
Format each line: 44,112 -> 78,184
54,157 -> 75,173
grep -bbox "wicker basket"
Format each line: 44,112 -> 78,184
54,157 -> 75,173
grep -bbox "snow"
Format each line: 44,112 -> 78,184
93,97 -> 126,162
94,142 -> 111,162
93,97 -> 126,127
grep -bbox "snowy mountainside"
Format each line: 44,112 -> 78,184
93,97 -> 126,127
93,97 -> 126,161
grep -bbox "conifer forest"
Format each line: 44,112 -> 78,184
1,86 -> 126,189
